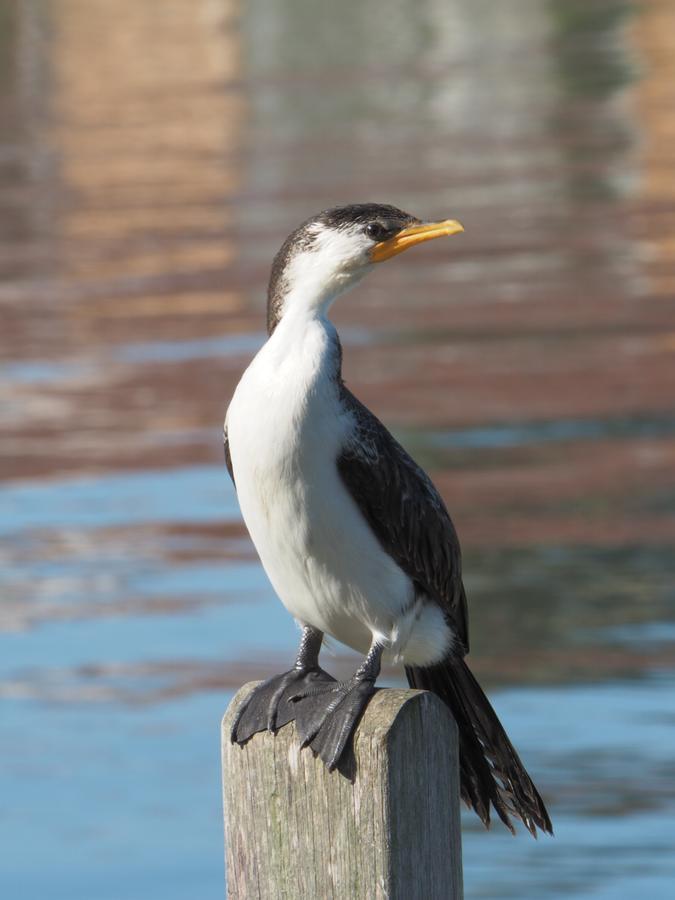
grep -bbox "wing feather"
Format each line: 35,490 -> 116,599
336,386 -> 469,652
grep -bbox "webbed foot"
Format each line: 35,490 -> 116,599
291,676 -> 378,771
230,667 -> 336,744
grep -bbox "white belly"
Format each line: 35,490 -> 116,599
226,317 -> 450,665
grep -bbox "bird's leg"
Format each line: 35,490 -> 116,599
290,639 -> 383,771
230,626 -> 336,745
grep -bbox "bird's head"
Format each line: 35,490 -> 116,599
267,203 -> 464,334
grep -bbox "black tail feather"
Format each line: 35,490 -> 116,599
406,659 -> 553,837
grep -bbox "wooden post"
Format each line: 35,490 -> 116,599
222,683 -> 463,899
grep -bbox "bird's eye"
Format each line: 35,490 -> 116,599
364,222 -> 389,242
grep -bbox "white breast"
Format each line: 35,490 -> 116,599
226,313 -> 449,665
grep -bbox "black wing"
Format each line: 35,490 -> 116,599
337,386 -> 469,653
223,424 -> 235,488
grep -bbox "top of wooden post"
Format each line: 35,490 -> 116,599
222,683 -> 463,900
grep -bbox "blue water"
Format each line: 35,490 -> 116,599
2,696 -> 227,900
3,383 -> 675,898
4,661 -> 675,898
0,467 -> 238,535
429,415 -> 675,451
2,462 -> 675,898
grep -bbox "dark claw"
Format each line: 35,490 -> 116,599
230,667 -> 336,745
292,677 -> 377,771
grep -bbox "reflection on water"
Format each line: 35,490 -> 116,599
1,1 -> 675,898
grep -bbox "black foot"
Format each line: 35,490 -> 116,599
291,677 -> 377,771
230,668 -> 336,745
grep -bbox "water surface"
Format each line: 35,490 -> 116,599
2,1 -> 675,897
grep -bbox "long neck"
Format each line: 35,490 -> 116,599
267,250 -> 367,336
265,300 -> 344,385
268,276 -> 346,337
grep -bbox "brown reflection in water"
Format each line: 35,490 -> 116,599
51,0 -> 243,286
1,1 -> 674,693
0,1 -> 57,286
630,0 -> 675,296
1,0 -> 249,479
434,437 -> 675,547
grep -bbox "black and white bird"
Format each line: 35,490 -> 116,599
225,203 -> 552,837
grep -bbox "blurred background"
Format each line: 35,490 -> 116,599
1,0 -> 675,897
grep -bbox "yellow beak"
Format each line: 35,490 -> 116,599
370,219 -> 464,263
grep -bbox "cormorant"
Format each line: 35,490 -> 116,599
225,203 -> 552,836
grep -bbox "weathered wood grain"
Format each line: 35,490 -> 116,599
222,684 -> 463,899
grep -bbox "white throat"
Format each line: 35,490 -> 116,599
274,225 -> 372,325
